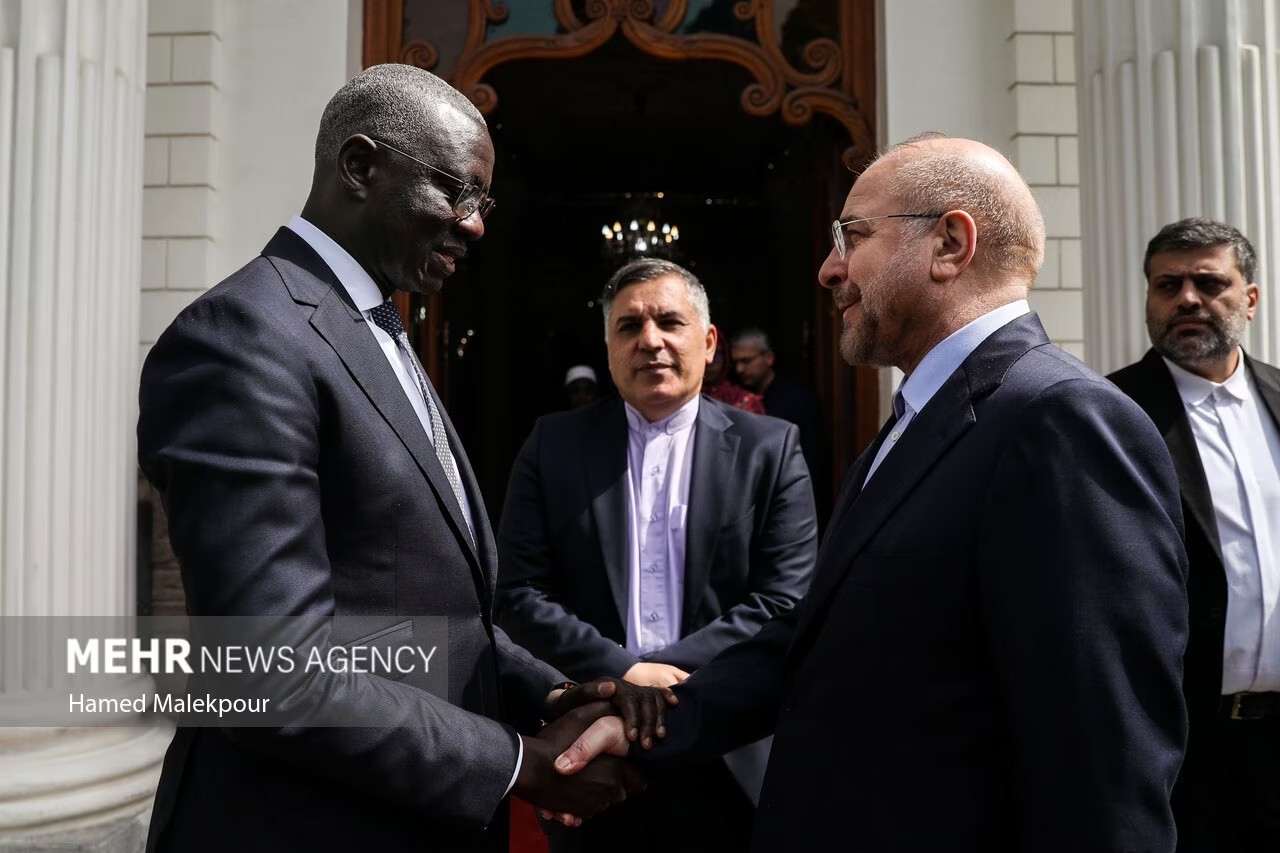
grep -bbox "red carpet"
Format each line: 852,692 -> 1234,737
510,797 -> 549,853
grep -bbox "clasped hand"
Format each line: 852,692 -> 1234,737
514,677 -> 675,827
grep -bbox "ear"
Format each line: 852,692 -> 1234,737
930,210 -> 977,283
763,350 -> 775,369
1246,282 -> 1260,320
336,134 -> 379,200
704,324 -> 719,364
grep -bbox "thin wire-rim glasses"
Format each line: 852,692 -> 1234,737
368,136 -> 496,221
830,212 -> 944,260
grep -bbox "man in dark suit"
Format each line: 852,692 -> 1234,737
1109,218 -> 1280,851
137,64 -> 664,853
729,326 -> 828,514
554,134 -> 1190,852
496,258 -> 817,852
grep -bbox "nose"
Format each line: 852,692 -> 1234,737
818,250 -> 845,291
638,320 -> 663,350
1175,278 -> 1203,308
455,210 -> 485,241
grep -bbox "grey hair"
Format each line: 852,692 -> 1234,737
729,326 -> 772,352
601,258 -> 711,335
314,64 -> 484,165
875,132 -> 1046,280
1143,217 -> 1257,283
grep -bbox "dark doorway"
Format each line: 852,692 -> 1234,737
430,37 -> 849,522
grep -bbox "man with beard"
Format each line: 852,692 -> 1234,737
550,133 -> 1190,852
1109,218 -> 1280,851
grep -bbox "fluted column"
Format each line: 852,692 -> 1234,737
1077,0 -> 1280,372
0,1 -> 168,849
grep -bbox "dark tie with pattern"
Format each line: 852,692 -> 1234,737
367,300 -> 471,537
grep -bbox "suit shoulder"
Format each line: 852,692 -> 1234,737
1106,356 -> 1161,393
1249,354 -> 1280,383
706,397 -> 798,443
999,345 -> 1157,422
524,400 -> 619,447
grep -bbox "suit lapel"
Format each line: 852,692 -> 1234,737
681,400 -> 738,629
1131,350 -> 1222,560
794,372 -> 977,644
791,313 -> 1046,651
1247,352 -> 1280,429
263,229 -> 484,576
816,412 -> 896,561
425,380 -> 494,585
585,401 -> 631,625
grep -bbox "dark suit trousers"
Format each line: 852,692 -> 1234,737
1174,712 -> 1280,852
546,758 -> 753,853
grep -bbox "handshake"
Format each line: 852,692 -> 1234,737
512,677 -> 678,827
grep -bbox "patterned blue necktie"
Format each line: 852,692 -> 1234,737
367,300 -> 469,530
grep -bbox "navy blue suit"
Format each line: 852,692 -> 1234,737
138,229 -> 564,852
642,314 -> 1190,852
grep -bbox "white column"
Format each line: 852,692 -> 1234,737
1076,0 -> 1280,372
0,1 -> 169,849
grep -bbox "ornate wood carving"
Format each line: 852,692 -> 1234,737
396,0 -> 873,163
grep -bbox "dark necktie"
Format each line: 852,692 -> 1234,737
367,300 -> 470,533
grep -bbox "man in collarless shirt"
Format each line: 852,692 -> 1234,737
1110,217 -> 1280,851
497,258 -> 817,853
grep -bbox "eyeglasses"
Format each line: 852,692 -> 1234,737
830,212 -> 943,260
730,352 -> 767,368
368,136 -> 496,221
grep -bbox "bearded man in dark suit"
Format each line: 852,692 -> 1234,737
1109,217 -> 1280,852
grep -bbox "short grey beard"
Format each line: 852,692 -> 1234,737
1147,308 -> 1248,367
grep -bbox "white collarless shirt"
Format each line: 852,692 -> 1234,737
623,396 -> 699,655
1165,352 -> 1280,692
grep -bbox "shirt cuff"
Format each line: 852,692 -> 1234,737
504,735 -> 523,797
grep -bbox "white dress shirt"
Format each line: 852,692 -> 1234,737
623,396 -> 699,655
865,300 -> 1031,485
1165,352 -> 1280,693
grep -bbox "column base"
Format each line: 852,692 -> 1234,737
0,725 -> 171,851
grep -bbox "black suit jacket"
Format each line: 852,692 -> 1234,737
1109,349 -> 1280,762
641,314 -> 1190,852
137,228 -> 565,852
495,396 -> 817,797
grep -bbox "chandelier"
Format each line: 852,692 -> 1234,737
600,192 -> 681,259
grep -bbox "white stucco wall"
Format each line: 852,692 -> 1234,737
216,0 -> 357,278
877,0 -> 1084,412
878,0 -> 1017,155
140,0 -> 359,353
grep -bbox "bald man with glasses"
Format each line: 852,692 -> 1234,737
553,134 -> 1188,853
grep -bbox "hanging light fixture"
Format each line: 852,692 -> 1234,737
601,193 -> 680,260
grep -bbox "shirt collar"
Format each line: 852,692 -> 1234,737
624,395 -> 700,435
287,216 -> 385,313
1163,348 -> 1250,407
898,300 -> 1031,415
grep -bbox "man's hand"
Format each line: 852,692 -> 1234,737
623,661 -> 690,689
515,701 -> 645,827
554,714 -> 631,775
547,676 -> 677,749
